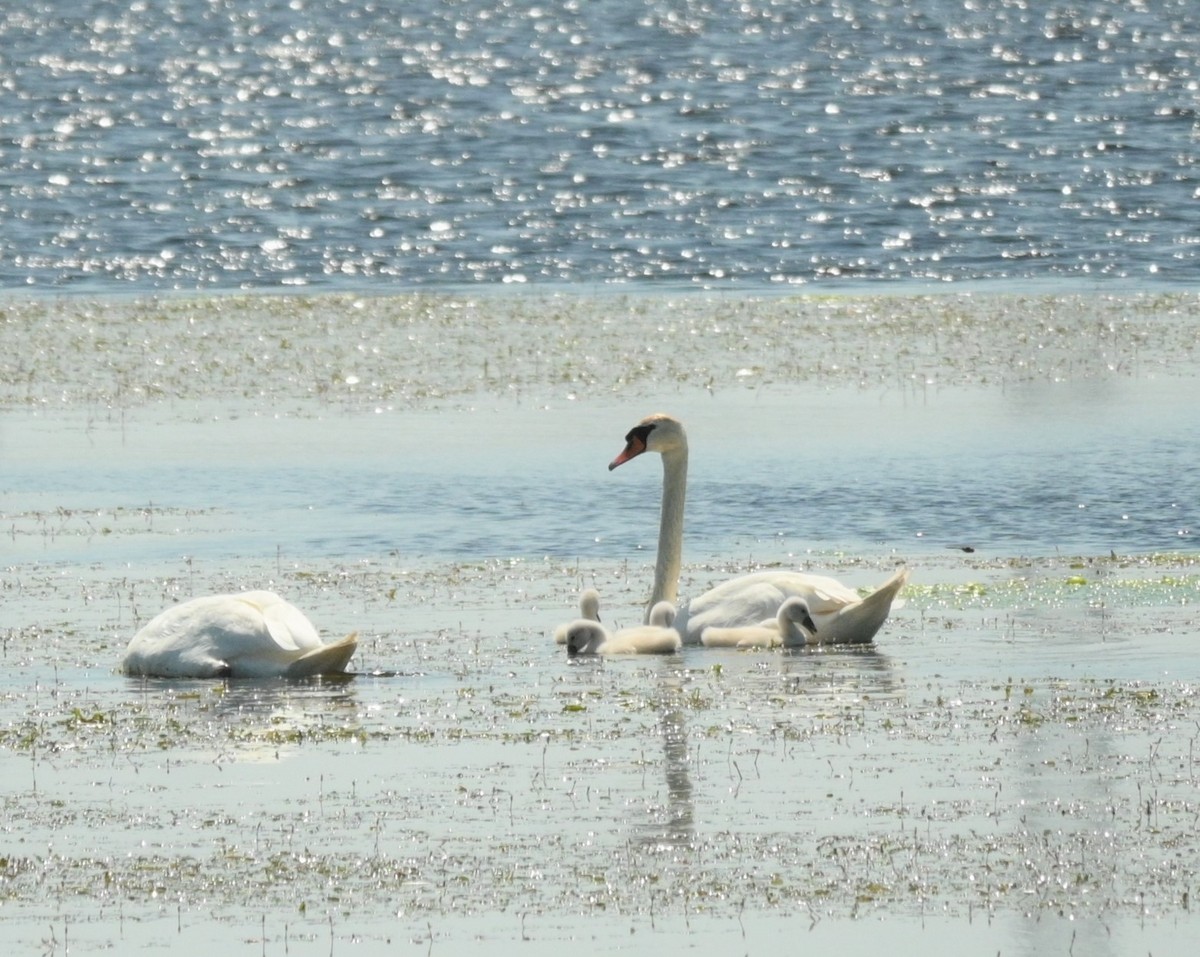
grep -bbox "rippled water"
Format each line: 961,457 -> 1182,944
3,0 -> 1198,291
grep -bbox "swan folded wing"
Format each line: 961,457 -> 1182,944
872,568 -> 909,612
121,592 -> 353,678
801,579 -> 870,615
813,567 -> 910,644
120,595 -> 256,677
255,594 -> 323,652
211,631 -> 358,678
122,636 -> 230,678
681,577 -> 814,635
678,570 -> 904,644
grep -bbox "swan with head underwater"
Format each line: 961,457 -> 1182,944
565,600 -> 682,656
608,413 -> 908,645
121,590 -> 358,678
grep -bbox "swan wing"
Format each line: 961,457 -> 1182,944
250,593 -> 323,652
121,592 -> 344,678
121,593 -> 266,677
679,569 -> 907,644
811,567 -> 910,644
680,572 -> 844,640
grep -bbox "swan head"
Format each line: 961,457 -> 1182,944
608,413 -> 686,470
778,597 -> 817,637
565,621 -> 608,656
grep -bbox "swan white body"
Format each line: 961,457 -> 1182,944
121,590 -> 358,678
552,588 -> 601,645
565,601 -> 682,656
700,596 -> 818,649
609,413 -> 908,645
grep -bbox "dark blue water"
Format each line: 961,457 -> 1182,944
3,0 -> 1197,293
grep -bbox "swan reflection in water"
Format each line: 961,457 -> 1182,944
635,645 -> 899,852
772,643 -> 900,699
125,672 -> 362,764
640,666 -> 695,851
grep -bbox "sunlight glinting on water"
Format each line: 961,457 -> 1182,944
2,0 -> 1197,291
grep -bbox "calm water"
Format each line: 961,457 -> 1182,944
6,381 -> 1200,567
3,0 -> 1198,292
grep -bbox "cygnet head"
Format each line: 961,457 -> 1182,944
579,588 -> 601,622
647,601 -> 676,628
778,597 -> 817,639
608,414 -> 687,470
565,621 -> 608,657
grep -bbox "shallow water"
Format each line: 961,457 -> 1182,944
4,291 -> 1200,954
6,290 -> 1199,563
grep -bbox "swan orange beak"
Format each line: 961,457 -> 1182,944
608,434 -> 646,470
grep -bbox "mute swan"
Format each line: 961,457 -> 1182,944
121,590 -> 358,678
700,596 -> 818,649
552,587 -> 601,645
609,413 -> 908,645
566,601 -> 682,656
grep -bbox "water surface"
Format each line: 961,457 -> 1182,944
3,291 -> 1200,955
3,0 -> 1197,291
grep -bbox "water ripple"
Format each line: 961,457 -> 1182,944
2,0 -> 1197,291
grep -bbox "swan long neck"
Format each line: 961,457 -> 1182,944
648,444 -> 687,620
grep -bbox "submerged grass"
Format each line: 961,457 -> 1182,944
3,668 -> 1199,933
2,291 -> 1199,412
3,549 -> 1200,932
2,557 -> 1199,953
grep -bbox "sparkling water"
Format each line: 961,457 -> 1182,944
3,0 -> 1197,292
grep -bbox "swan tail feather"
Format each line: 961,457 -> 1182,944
817,567 -> 909,644
284,633 -> 359,678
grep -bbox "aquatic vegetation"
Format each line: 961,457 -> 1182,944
3,292 -> 1199,413
4,291 -> 1200,951
1,551 -> 1199,953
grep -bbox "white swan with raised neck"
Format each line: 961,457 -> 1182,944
608,413 -> 908,645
